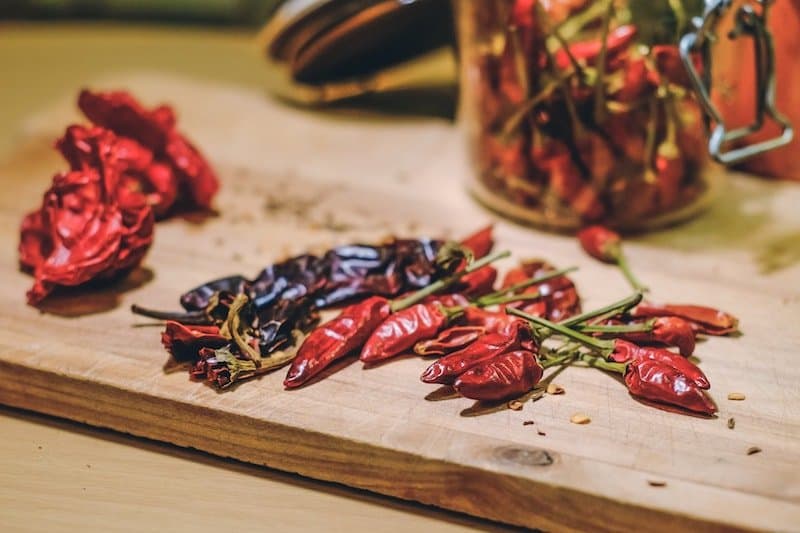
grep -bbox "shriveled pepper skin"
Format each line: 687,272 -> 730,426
284,296 -> 390,388
414,326 -> 485,357
632,303 -> 739,335
610,339 -> 709,389
625,358 -> 717,415
454,350 -> 543,402
161,321 -> 227,363
501,260 -> 581,321
360,302 -> 450,363
420,322 -> 532,385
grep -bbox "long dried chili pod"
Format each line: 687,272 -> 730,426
631,302 -> 739,335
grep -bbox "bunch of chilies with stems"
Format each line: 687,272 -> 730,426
134,225 -> 738,417
470,0 -> 707,226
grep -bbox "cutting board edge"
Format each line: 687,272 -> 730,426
0,358 -> 768,533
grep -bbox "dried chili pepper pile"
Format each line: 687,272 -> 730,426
18,89 -> 219,304
141,224 -> 740,418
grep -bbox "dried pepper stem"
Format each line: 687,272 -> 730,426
616,251 -> 647,294
507,308 -> 612,351
541,352 -> 578,369
476,266 -> 579,304
580,352 -> 626,374
130,305 -> 211,325
560,292 -> 643,326
577,320 -> 654,334
390,250 -> 510,312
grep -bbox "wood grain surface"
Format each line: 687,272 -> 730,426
1,74 -> 799,532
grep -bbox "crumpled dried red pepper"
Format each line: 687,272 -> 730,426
19,89 -> 219,305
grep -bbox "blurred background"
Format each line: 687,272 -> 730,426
1,0 -> 281,26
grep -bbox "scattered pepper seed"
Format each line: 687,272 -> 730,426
570,413 -> 591,425
523,420 -> 535,426
537,429 -> 547,436
546,383 -> 565,395
647,479 -> 667,487
747,446 -> 762,456
727,392 -> 746,401
508,400 -> 524,411
727,417 -> 736,429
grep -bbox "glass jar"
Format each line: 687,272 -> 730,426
454,0 -> 719,231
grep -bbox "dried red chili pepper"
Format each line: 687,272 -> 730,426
360,300 -> 458,364
284,296 -> 392,388
577,225 -> 647,292
56,124 -> 179,218
501,260 -> 581,321
608,339 -> 708,389
554,25 -> 637,70
624,358 -> 717,415
621,317 -> 695,357
420,321 -> 534,385
459,225 -> 494,259
20,166 -> 154,304
581,316 -> 696,357
614,56 -> 653,103
161,321 -> 228,363
631,302 -> 739,336
453,266 -> 498,297
654,142 -> 684,210
78,89 -> 219,212
454,350 -> 543,402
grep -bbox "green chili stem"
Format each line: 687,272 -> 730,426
541,353 -> 578,369
476,266 -> 578,304
560,292 -> 643,327
477,293 -> 542,307
577,321 -> 653,334
507,308 -> 613,350
390,250 -> 511,312
581,353 -> 627,374
615,252 -> 649,294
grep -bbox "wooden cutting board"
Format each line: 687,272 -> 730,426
1,74 -> 799,532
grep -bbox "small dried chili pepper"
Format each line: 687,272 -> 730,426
420,321 -> 534,385
608,339 -> 708,389
360,299 -> 460,364
459,225 -> 494,259
453,350 -> 543,402
284,296 -> 392,388
624,358 -> 717,415
501,260 -> 582,321
161,321 -> 228,363
453,266 -> 498,297
580,316 -> 696,357
631,302 -> 739,336
577,225 -> 647,293
554,25 -> 637,70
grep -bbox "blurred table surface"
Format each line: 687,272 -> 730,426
0,22 -> 509,533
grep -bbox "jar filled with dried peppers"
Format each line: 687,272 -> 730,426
453,0 -> 792,230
